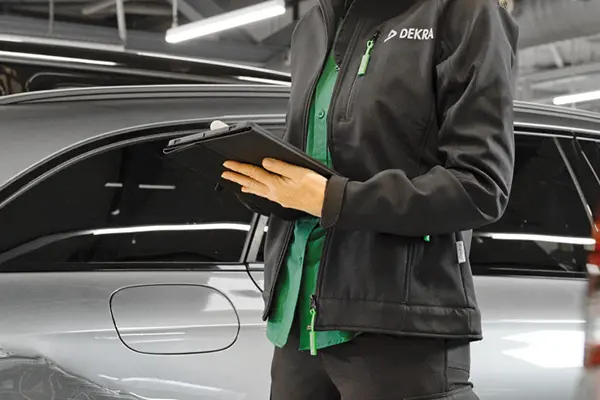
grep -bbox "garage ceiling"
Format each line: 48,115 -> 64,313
2,0 -> 600,111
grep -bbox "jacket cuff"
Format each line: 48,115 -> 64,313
320,175 -> 349,229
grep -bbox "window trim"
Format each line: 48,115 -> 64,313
241,214 -> 269,264
577,139 -> 600,190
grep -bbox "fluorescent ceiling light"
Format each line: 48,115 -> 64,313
237,76 -> 291,87
553,90 -> 600,106
166,0 -> 286,44
0,50 -> 116,66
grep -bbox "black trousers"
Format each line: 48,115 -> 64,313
271,332 -> 479,400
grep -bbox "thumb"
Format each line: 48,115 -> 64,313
210,120 -> 229,130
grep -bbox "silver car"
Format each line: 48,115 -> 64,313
0,85 -> 594,400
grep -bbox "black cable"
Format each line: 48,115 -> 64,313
245,264 -> 264,293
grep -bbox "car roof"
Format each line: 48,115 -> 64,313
0,41 -> 292,85
2,84 -> 600,193
0,85 -> 289,192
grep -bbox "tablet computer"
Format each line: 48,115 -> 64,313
163,122 -> 336,217
164,121 -> 337,178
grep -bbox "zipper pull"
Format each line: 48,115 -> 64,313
309,295 -> 318,356
358,31 -> 380,76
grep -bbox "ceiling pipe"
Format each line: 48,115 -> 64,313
82,0 -> 120,15
171,0 -> 179,28
514,0 -> 600,49
115,0 -> 127,43
48,0 -> 54,34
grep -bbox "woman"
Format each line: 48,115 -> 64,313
218,0 -> 518,398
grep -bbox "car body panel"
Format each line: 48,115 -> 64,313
0,270 -> 272,400
0,272 -> 586,399
472,276 -> 585,400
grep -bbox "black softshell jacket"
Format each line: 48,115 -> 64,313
242,0 -> 519,340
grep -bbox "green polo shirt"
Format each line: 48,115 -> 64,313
266,53 -> 359,353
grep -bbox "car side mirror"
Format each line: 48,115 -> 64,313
110,284 -> 240,355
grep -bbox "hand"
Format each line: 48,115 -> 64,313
211,120 -> 327,217
221,158 -> 327,218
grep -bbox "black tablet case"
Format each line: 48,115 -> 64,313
164,122 -> 336,217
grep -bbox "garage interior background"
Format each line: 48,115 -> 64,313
1,0 -> 599,111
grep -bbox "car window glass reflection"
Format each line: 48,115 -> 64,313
471,135 -> 591,276
0,139 -> 253,270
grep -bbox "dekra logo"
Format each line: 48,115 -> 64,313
384,28 -> 434,42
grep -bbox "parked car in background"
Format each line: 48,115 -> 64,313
575,226 -> 600,400
0,85 -> 595,400
0,41 -> 290,95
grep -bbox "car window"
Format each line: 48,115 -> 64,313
471,134 -> 592,276
0,138 -> 253,271
573,139 -> 600,219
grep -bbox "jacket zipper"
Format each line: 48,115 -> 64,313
309,294 -> 318,356
326,21 -> 363,168
309,229 -> 333,355
308,2 -> 360,357
345,31 -> 380,120
264,2 -> 333,321
262,224 -> 294,320
358,31 -> 380,76
304,2 -> 332,151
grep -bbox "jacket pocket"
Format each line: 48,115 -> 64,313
407,234 -> 468,308
403,241 -> 424,303
404,386 -> 478,400
455,231 -> 477,309
318,231 -> 416,305
343,30 -> 381,120
452,232 -> 468,306
344,75 -> 362,120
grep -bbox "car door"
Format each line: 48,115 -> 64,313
468,132 -> 589,400
0,122 -> 279,400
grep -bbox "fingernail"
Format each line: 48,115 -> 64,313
263,158 -> 272,167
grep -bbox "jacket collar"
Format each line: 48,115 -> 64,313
317,0 -> 422,66
315,0 -> 373,66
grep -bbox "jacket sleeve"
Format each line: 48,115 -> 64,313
321,0 -> 518,236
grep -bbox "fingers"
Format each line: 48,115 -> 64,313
241,187 -> 265,197
221,171 -> 268,192
210,120 -> 229,130
224,161 -> 276,184
262,158 -> 307,180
